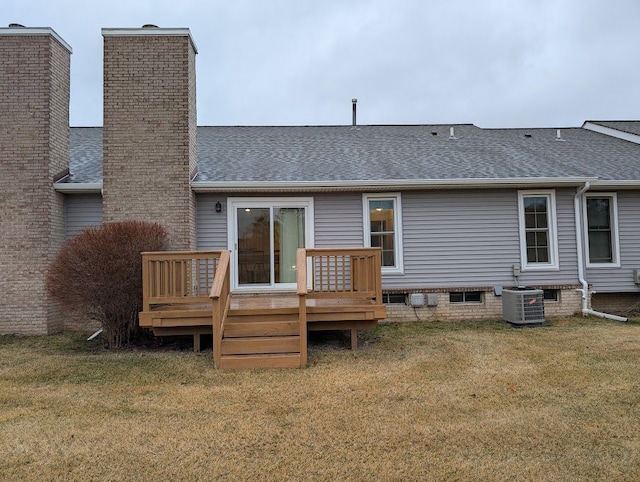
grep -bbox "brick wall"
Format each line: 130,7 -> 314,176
383,288 -> 583,323
591,292 -> 640,316
0,28 -> 71,334
102,28 -> 197,249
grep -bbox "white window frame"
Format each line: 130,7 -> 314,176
582,192 -> 620,268
517,190 -> 559,271
363,193 -> 404,275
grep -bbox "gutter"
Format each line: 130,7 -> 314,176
191,176 -> 596,193
573,181 -> 627,322
53,182 -> 102,194
590,180 -> 640,189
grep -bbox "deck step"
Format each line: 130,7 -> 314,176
221,335 -> 300,356
228,308 -> 298,319
224,320 -> 300,337
219,353 -> 302,370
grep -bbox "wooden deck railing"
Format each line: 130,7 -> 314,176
141,251 -> 225,312
297,247 -> 383,301
297,247 -> 383,366
210,251 -> 231,368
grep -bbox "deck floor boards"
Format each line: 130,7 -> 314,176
144,294 -> 379,316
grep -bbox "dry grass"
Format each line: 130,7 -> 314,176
1,316 -> 639,481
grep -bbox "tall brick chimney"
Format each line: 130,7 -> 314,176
102,26 -> 198,249
0,26 -> 71,335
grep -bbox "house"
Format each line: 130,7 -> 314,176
2,25 -> 639,340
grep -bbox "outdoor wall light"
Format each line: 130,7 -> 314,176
215,201 -> 222,213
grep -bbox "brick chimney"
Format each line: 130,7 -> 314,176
0,26 -> 71,334
102,26 -> 198,249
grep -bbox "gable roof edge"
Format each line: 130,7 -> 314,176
583,122 -> 640,144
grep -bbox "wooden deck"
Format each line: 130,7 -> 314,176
139,248 -> 386,369
140,295 -> 385,350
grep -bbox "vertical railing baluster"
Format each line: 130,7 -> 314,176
332,255 -> 337,293
157,261 -> 162,297
195,258 -> 201,297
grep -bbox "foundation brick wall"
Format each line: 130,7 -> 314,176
102,29 -> 197,250
0,29 -> 71,335
383,288 -> 583,323
591,292 -> 640,316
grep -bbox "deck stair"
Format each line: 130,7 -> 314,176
218,307 -> 302,369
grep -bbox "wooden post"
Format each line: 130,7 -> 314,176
141,253 -> 150,312
297,248 -> 308,367
374,249 -> 382,304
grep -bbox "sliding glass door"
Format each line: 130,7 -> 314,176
237,207 -> 270,285
230,198 -> 313,289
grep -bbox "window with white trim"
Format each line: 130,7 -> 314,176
583,193 -> 620,267
517,191 -> 559,270
363,193 -> 404,274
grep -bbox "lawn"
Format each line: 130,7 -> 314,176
1,317 -> 638,481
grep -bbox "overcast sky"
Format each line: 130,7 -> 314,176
3,0 -> 640,128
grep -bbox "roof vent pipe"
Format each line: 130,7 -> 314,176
556,129 -> 565,141
352,99 -> 357,127
449,126 -> 456,139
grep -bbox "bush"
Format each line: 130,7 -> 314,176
48,221 -> 168,349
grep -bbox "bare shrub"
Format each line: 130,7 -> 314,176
47,221 -> 168,348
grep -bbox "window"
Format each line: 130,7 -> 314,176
363,194 -> 404,274
583,193 -> 619,267
543,289 -> 559,302
382,293 -> 407,304
518,191 -> 559,270
449,291 -> 483,303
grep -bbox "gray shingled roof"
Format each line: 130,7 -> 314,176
69,127 -> 102,183
66,124 -> 640,186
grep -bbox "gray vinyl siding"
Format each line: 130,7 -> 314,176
196,193 -> 363,251
586,190 -> 640,292
383,188 -> 579,289
195,189 -> 581,290
64,194 -> 102,239
313,193 -> 363,247
196,194 -> 228,250
551,188 -> 580,284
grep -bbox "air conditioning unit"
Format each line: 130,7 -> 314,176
502,288 -> 545,325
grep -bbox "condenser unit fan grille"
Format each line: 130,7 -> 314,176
502,288 -> 545,325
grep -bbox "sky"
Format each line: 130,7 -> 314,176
3,0 -> 640,128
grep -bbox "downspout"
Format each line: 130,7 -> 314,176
574,182 -> 628,322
